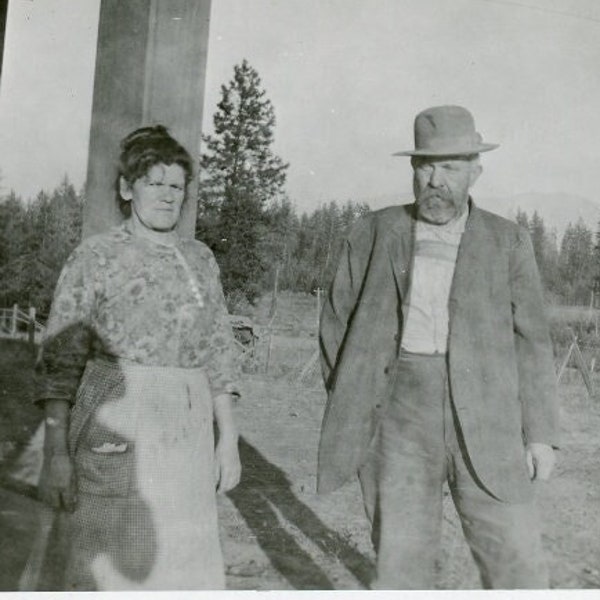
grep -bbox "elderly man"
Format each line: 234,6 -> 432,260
318,106 -> 559,589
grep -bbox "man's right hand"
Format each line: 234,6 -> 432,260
38,453 -> 77,512
525,442 -> 556,481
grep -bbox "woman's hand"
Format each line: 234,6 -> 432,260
213,392 -> 241,493
214,435 -> 241,494
38,452 -> 77,512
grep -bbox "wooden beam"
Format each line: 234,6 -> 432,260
0,0 -> 8,83
83,0 -> 212,239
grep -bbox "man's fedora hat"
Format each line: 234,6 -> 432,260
393,105 -> 499,157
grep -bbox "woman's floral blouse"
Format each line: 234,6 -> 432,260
37,222 -> 240,404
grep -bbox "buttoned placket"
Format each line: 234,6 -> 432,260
171,246 -> 205,309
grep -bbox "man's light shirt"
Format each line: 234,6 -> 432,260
401,209 -> 468,354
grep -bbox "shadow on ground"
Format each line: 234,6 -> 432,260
227,436 -> 374,589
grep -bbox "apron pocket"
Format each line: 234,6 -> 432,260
75,445 -> 135,497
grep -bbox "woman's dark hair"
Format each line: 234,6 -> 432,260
117,125 -> 194,216
118,125 -> 194,186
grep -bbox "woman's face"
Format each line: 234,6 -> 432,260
121,163 -> 186,232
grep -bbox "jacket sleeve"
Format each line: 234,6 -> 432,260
509,226 -> 560,447
319,218 -> 372,391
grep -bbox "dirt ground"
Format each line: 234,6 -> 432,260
217,371 -> 600,590
1,294 -> 600,590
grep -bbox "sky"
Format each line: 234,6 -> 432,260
1,0 -> 600,213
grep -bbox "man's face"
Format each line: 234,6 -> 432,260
412,155 -> 481,225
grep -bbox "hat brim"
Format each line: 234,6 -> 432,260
392,142 -> 499,157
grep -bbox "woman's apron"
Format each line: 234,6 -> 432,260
64,357 -> 224,590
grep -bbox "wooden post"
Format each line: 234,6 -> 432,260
557,331 -> 596,400
83,0 -> 212,239
268,264 -> 280,319
316,287 -> 323,333
265,333 -> 273,374
297,349 -> 319,386
28,306 -> 36,349
11,303 -> 17,337
264,312 -> 277,374
0,0 -> 8,83
572,342 -> 595,398
556,342 -> 574,385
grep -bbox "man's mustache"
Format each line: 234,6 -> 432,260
417,188 -> 452,203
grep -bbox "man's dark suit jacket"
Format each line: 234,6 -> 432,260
318,202 -> 559,502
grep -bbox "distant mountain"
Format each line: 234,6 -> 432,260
363,193 -> 600,239
477,193 -> 600,238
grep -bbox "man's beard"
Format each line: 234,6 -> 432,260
416,189 -> 459,225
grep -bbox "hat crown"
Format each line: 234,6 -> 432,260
393,105 -> 498,157
416,106 -> 480,153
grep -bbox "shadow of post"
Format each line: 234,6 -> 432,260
226,437 -> 374,589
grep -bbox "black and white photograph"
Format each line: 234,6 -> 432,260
0,0 -> 599,593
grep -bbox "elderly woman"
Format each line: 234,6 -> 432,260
36,125 -> 240,590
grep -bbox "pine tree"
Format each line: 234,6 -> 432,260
197,60 -> 288,307
541,227 -> 561,302
559,219 -> 595,305
263,197 -> 298,291
0,177 -> 83,312
529,211 -> 546,274
515,208 -> 529,230
285,200 -> 370,293
0,191 -> 27,307
512,209 -> 562,301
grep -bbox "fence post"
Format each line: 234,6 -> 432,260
316,288 -> 323,333
28,306 -> 36,350
264,312 -> 277,374
11,303 -> 18,336
269,265 -> 280,319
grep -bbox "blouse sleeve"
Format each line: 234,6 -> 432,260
35,244 -> 96,405
203,253 -> 241,399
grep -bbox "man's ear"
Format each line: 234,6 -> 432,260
119,176 -> 133,201
469,163 -> 482,188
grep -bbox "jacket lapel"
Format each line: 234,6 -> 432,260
388,204 -> 416,300
386,202 -> 488,307
449,204 -> 488,318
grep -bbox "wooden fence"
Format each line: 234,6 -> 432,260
0,304 -> 46,347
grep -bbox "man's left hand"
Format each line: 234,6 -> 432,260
525,443 -> 556,481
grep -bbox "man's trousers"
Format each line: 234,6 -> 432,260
359,350 -> 549,589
